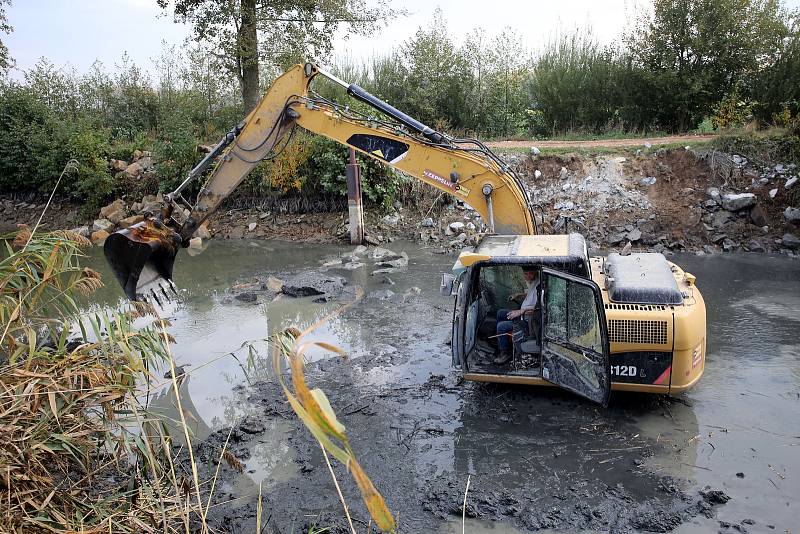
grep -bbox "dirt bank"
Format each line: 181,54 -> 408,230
5,146 -> 799,257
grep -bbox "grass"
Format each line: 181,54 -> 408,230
0,227 -> 201,532
0,222 -> 397,533
493,138 -> 716,158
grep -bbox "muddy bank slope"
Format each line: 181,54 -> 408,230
5,147 -> 799,256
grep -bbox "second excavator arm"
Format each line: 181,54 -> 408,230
104,63 -> 536,301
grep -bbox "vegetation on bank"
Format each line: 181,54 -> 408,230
0,0 -> 798,214
0,227 -> 200,531
0,225 -> 396,532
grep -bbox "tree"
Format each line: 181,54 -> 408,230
0,0 -> 13,74
158,0 -> 399,113
627,0 -> 789,130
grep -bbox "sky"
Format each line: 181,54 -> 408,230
4,0 -> 800,80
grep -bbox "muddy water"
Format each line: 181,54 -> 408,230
83,243 -> 800,533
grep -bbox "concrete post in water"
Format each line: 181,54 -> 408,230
346,148 -> 364,244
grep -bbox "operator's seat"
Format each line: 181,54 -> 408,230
511,309 -> 541,369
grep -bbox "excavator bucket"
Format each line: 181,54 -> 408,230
103,219 -> 182,303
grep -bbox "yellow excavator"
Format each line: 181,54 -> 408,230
104,63 -> 706,406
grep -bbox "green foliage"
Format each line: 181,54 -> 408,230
154,109 -> 198,193
713,132 -> 800,166
627,0 -> 789,131
712,91 -> 756,129
306,137 -> 407,210
0,0 -> 12,74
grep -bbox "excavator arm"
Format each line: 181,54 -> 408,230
104,63 -> 536,301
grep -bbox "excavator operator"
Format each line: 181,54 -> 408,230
494,266 -> 540,365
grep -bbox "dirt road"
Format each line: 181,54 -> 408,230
486,134 -> 716,149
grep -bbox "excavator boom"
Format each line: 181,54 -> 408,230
104,63 -> 536,301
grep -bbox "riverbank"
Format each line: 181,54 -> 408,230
3,146 -> 799,257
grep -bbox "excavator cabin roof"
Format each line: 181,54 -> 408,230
456,233 -> 590,278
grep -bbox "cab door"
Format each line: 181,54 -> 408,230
540,268 -> 611,406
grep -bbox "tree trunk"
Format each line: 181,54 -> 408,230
239,0 -> 260,113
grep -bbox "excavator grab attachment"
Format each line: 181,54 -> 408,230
103,219 -> 181,302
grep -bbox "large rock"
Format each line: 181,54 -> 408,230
136,156 -> 154,172
374,251 -> 408,269
124,162 -> 143,177
721,193 -> 757,211
784,207 -> 800,224
626,228 -> 642,242
110,159 -> 128,172
369,247 -> 399,260
92,218 -> 114,233
194,223 -> 212,239
712,210 -> 733,230
100,199 -> 125,219
118,214 -> 144,228
90,230 -> 109,245
281,272 -> 347,297
449,221 -> 465,232
781,233 -> 800,249
264,276 -> 284,292
71,226 -> 90,238
749,204 -> 768,227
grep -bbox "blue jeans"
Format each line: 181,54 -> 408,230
496,308 -> 521,352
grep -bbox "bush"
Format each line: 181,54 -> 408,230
154,110 -> 198,193
304,136 -> 408,210
65,125 -> 113,213
0,84 -> 55,192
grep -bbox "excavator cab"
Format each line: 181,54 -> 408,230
448,234 -> 611,406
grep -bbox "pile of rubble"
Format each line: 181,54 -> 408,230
76,193 -> 212,247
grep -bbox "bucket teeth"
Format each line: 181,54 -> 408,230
150,289 -> 163,308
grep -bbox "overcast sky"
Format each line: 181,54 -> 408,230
5,0 -> 800,80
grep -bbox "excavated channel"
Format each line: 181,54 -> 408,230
83,241 -> 800,533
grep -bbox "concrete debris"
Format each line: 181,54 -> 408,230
721,193 -> 757,211
265,276 -> 284,292
781,233 -> 800,248
369,289 -> 395,301
786,176 -> 798,189
784,207 -> 800,223
92,218 -> 114,233
769,188 -> 778,198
